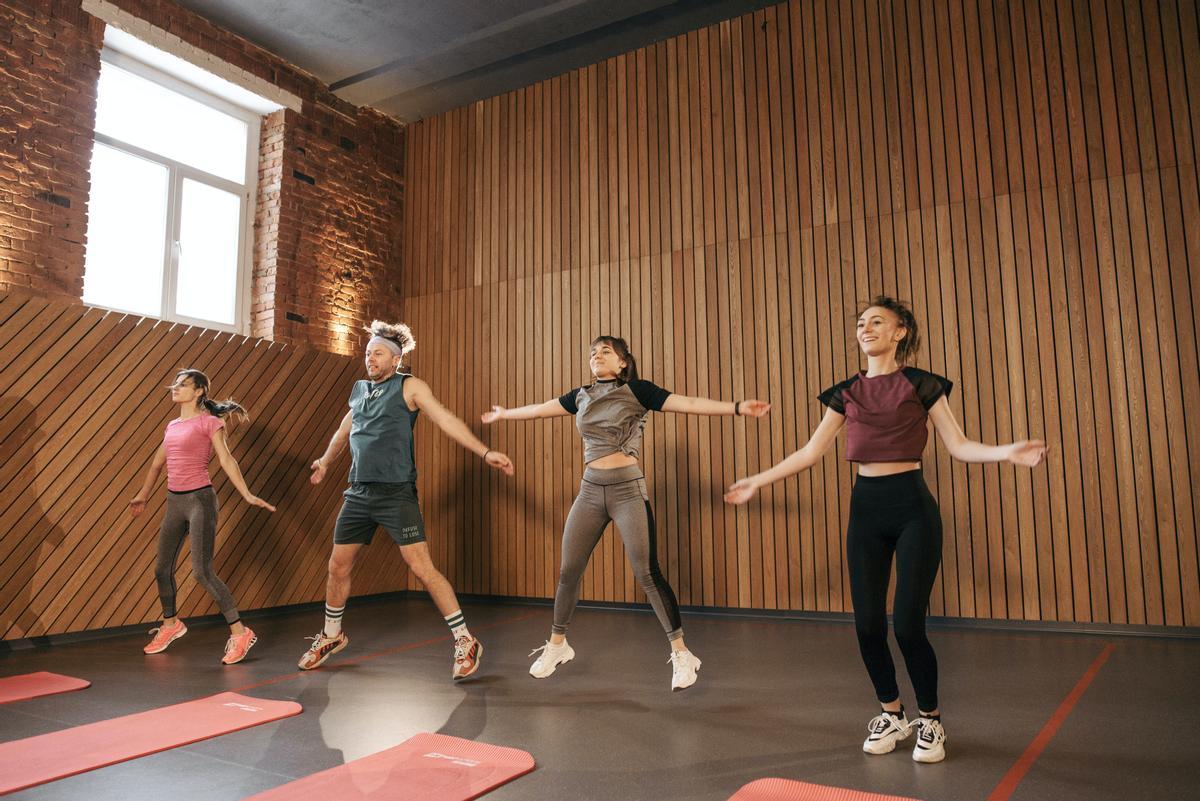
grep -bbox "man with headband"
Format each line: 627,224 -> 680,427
299,320 -> 514,680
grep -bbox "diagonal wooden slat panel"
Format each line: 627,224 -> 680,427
0,291 -> 410,640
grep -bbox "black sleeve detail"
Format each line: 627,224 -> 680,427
904,367 -> 954,410
628,379 -> 672,411
558,388 -> 581,415
817,376 -> 857,415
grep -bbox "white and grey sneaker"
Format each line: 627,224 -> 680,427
528,639 -> 575,678
668,649 -> 702,691
912,717 -> 946,763
862,711 -> 912,754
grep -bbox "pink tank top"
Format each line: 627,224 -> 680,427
163,414 -> 224,492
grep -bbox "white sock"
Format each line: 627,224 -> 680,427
324,604 -> 345,637
445,610 -> 469,640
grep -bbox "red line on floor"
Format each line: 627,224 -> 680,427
986,642 -> 1116,801
228,610 -> 542,694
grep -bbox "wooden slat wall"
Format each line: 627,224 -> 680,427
0,291 -> 411,640
398,0 -> 1200,626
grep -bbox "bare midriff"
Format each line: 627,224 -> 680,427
586,452 -> 640,470
856,460 -> 921,477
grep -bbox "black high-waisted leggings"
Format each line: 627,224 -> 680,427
847,470 -> 942,712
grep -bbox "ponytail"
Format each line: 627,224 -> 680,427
201,397 -> 248,421
175,369 -> 249,422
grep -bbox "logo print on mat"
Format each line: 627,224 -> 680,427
423,752 -> 481,767
223,702 -> 263,712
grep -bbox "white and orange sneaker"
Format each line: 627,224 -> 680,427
452,635 -> 483,680
298,631 -> 349,670
143,619 -> 187,654
221,627 -> 258,665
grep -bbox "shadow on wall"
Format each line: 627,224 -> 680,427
194,419 -> 338,613
210,425 -> 334,610
0,396 -> 67,640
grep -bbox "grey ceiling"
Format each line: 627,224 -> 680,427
173,0 -> 778,122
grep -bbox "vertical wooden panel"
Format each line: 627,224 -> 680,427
10,0 -> 1187,637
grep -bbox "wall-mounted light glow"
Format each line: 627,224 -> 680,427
329,319 -> 355,356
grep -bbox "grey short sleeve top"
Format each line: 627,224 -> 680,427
558,379 -> 671,462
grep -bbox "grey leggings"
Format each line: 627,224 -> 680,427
553,465 -> 683,640
154,486 -> 240,624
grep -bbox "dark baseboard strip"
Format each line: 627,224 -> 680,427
446,592 -> 1200,640
4,590 -> 1195,651
0,590 -> 410,653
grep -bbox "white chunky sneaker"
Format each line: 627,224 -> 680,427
528,639 -> 575,678
912,717 -> 946,763
668,649 -> 701,691
862,710 -> 913,755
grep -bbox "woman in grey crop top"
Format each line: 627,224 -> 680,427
725,296 -> 1048,764
483,335 -> 769,691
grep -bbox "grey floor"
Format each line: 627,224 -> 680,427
1,597 -> 1197,801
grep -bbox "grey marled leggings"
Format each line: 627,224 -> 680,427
552,465 -> 682,640
154,486 -> 240,624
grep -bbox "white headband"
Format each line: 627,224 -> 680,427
367,335 -> 403,356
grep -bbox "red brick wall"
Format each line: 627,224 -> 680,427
0,0 -> 104,300
0,0 -> 405,353
254,106 -> 405,354
252,109 -> 286,339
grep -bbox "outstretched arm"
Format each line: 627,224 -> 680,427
409,378 -> 515,475
311,410 -> 352,484
213,430 -> 276,511
928,397 -> 1048,466
724,408 -> 845,504
129,444 -> 167,516
482,399 -> 571,422
661,395 -> 770,417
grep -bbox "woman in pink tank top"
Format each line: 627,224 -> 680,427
128,369 -> 276,665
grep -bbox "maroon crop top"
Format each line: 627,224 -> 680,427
817,367 -> 953,462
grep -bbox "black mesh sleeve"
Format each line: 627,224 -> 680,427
817,376 -> 857,414
628,379 -> 672,411
904,367 -> 954,410
558,388 -> 581,415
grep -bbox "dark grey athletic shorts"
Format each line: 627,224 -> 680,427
333,482 -> 426,546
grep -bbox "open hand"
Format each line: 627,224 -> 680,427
128,497 -> 147,517
723,477 -> 760,505
1008,440 -> 1049,467
245,495 -> 277,512
738,399 -> 771,418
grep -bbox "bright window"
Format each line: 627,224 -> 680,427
93,63 -> 248,183
81,143 -> 168,317
83,52 -> 260,333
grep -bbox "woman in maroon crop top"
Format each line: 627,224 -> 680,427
725,296 -> 1047,764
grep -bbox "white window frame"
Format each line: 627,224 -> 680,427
87,48 -> 261,335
